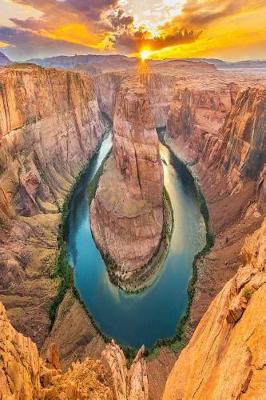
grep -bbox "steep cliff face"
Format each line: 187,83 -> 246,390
166,82 -> 266,335
148,77 -> 266,399
95,72 -> 124,119
167,85 -> 266,186
167,84 -> 236,166
91,76 -> 164,285
220,88 -> 266,184
163,219 -> 266,400
0,64 -> 105,217
0,64 -> 106,353
0,301 -> 148,400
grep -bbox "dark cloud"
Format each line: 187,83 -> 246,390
67,0 -> 120,20
106,8 -> 134,30
113,28 -> 201,52
1,0 -> 202,58
11,0 -> 119,23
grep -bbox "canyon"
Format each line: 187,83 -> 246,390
0,59 -> 265,399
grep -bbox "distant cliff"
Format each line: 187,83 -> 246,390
0,51 -> 10,66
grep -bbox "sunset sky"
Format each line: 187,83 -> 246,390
0,0 -> 266,61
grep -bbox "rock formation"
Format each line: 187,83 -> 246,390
162,219 -> 266,400
90,76 -> 164,285
0,300 -> 148,400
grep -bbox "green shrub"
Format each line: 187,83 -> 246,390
243,286 -> 254,301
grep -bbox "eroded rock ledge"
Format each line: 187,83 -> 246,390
90,76 -> 165,289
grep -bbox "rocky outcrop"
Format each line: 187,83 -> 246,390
0,301 -> 114,399
0,300 -> 148,400
0,64 -> 106,355
42,290 -> 106,370
91,76 -> 164,283
163,219 -> 266,400
102,341 -> 148,400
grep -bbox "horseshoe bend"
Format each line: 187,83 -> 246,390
0,52 -> 266,399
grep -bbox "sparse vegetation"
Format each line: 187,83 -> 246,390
243,286 -> 254,301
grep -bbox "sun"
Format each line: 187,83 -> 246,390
140,49 -> 151,61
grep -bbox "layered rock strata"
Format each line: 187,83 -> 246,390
162,219 -> 266,400
0,64 -> 106,359
91,77 -> 164,285
0,301 -> 148,400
